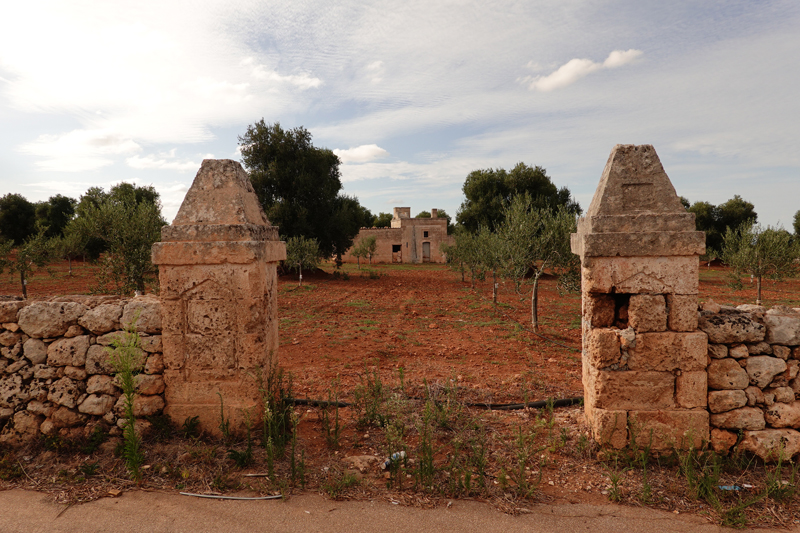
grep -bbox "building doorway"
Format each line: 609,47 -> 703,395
422,242 -> 431,263
392,244 -> 402,263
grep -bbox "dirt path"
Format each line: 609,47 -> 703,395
0,488 -> 753,533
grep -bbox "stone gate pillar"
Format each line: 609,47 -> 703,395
571,145 -> 708,450
152,159 -> 286,434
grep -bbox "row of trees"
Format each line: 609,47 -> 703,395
0,184 -> 166,297
442,165 -> 581,331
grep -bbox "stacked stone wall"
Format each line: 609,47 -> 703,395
701,303 -> 800,459
0,296 -> 164,447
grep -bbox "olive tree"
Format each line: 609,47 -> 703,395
497,194 -> 579,331
0,230 -> 55,299
284,236 -> 321,286
721,222 -> 800,305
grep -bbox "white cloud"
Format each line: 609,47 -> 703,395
522,49 -> 643,92
126,153 -> 200,172
17,129 -> 141,171
334,144 -> 389,163
251,65 -> 322,90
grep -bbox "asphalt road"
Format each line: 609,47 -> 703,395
3,488 -> 790,533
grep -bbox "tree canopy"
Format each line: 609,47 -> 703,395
793,210 -> 800,236
373,212 -> 393,228
721,222 -> 799,305
0,193 -> 37,245
456,163 -> 580,232
240,120 -> 370,259
687,194 -> 757,253
68,182 -> 166,293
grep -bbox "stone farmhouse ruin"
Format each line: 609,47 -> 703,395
1,151 -> 800,461
341,207 -> 453,264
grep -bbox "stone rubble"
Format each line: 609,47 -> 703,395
0,297 -> 164,446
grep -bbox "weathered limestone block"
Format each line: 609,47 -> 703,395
591,409 -> 628,449
738,429 -> 800,461
0,407 -> 12,421
771,386 -> 795,403
698,311 -> 765,344
140,335 -> 162,353
96,332 -> 125,346
710,428 -> 738,454
627,331 -> 706,371
47,377 -> 82,408
85,345 -> 115,375
708,390 -> 747,413
27,380 -> 48,402
710,407 -> 766,430
628,295 -> 667,332
86,375 -> 118,395
580,256 -> 699,295
1,341 -> 22,361
586,328 -> 621,368
78,394 -> 117,416
26,400 -> 54,417
708,344 -> 728,359
0,374 -> 28,409
773,345 -> 791,361
134,374 -> 165,395
666,294 -> 698,332
676,371 -> 707,408
121,297 -> 161,334
144,353 -> 164,375
737,304 -> 766,316
0,301 -> 24,323
64,325 -> 84,338
589,369 -> 675,410
114,394 -> 165,417
728,344 -> 749,359
0,411 -> 43,446
23,338 -> 47,365
160,334 -> 185,370
46,336 -> 90,367
17,302 -> 86,338
0,331 -> 21,347
785,360 -> 800,381
748,342 -> 772,355
6,360 -> 28,374
585,294 -> 615,327
50,406 -> 86,428
629,411 -> 708,450
78,303 -> 123,334
64,366 -> 87,381
764,308 -> 800,345
747,356 -> 787,388
708,359 -> 749,390
764,401 -> 800,428
794,347 -> 800,360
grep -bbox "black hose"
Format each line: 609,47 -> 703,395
290,396 -> 583,411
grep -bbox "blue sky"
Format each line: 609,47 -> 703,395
1,1 -> 798,228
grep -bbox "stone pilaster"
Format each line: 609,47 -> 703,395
571,145 -> 708,450
152,159 -> 285,434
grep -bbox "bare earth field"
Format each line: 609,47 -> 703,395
2,260 -> 800,528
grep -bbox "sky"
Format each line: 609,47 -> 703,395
1,0 -> 799,228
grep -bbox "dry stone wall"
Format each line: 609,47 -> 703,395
0,296 -> 164,447
701,302 -> 800,460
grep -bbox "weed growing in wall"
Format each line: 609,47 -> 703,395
107,319 -> 145,482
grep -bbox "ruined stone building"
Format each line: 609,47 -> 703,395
342,207 -> 453,264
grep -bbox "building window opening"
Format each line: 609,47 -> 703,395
423,231 -> 429,238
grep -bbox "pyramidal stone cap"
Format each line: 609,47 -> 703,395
152,159 -> 286,265
571,144 -> 705,258
161,159 -> 279,243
